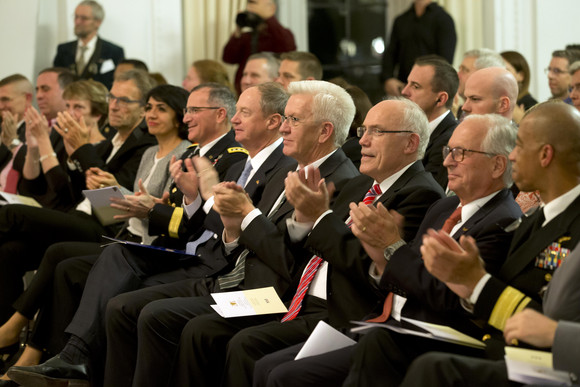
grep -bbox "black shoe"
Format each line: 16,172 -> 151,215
0,379 -> 19,387
7,355 -> 89,387
0,343 -> 22,375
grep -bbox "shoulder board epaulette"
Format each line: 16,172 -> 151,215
227,147 -> 249,154
187,143 -> 199,148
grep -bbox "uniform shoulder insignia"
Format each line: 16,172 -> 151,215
227,147 -> 249,154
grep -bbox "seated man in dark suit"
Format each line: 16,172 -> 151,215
53,1 -> 124,89
256,112 -> 523,387
401,55 -> 459,189
400,245 -> 580,387
176,97 -> 446,387
98,80 -> 360,387
5,81 -> 297,386
342,101 -> 580,386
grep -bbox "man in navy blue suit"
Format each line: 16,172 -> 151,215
53,1 -> 124,89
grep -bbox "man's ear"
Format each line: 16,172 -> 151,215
318,122 -> 334,144
266,113 -> 282,131
404,133 -> 420,154
497,96 -> 510,114
435,91 -> 448,107
539,144 -> 554,167
491,155 -> 507,179
215,107 -> 228,124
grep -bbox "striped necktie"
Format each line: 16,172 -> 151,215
282,183 -> 382,322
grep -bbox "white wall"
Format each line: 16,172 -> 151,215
0,0 -> 40,80
0,0 -> 184,86
2,0 -> 580,101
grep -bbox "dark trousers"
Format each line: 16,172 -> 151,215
343,328 -> 483,387
169,297 -> 327,387
399,352 -> 515,387
30,254 -> 97,354
13,242 -> 102,320
104,278 -> 220,387
253,343 -> 353,387
0,204 -> 105,324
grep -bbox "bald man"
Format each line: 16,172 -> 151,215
397,101 -> 580,387
461,66 -> 518,119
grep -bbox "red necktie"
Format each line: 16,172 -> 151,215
441,206 -> 462,234
282,183 -> 383,322
367,205 -> 464,323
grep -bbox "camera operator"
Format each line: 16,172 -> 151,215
223,0 -> 296,94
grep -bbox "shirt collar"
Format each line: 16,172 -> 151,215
373,161 -> 416,198
428,110 -> 451,137
543,183 -> 580,225
248,137 -> 283,172
199,132 -> 228,157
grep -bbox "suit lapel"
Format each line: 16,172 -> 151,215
81,37 -> 103,78
425,112 -> 456,154
244,143 -> 286,198
500,199 -> 580,281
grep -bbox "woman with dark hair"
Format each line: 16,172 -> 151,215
501,51 -> 538,110
0,85 -> 190,378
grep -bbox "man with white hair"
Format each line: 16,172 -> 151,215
256,113 -> 522,387
99,80 -> 361,387
195,97 -> 446,387
53,0 -> 124,89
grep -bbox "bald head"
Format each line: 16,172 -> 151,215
511,101 -> 580,201
462,67 -> 518,119
525,101 -> 580,166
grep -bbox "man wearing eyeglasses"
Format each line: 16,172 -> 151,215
53,1 -> 124,90
178,97 -> 445,386
391,102 -> 580,387
255,112 -> 522,387
546,49 -> 580,104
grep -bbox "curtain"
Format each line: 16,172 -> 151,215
182,0 -> 246,79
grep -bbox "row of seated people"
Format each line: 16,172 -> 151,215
0,47 -> 579,387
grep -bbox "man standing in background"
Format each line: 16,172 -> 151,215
53,0 -> 124,89
382,0 -> 456,97
223,0 -> 296,94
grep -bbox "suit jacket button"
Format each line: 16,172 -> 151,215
545,273 -> 552,282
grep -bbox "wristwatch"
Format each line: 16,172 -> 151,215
383,239 -> 406,262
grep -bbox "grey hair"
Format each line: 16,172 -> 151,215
115,69 -> 156,104
464,48 -> 505,70
78,0 -> 105,21
570,60 -> 580,75
288,80 -> 355,147
255,82 -> 288,116
389,97 -> 430,160
247,52 -> 280,80
193,82 -> 237,121
465,113 -> 517,187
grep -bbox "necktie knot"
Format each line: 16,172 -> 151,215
441,206 -> 462,234
363,183 -> 382,205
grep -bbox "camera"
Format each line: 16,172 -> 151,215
236,11 -> 263,29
